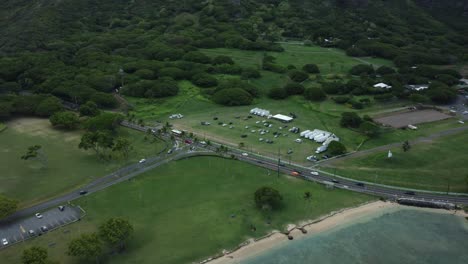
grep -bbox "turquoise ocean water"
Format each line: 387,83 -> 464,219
242,209 -> 468,264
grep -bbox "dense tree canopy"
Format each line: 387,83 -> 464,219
254,186 -> 282,210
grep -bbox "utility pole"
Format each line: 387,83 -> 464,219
277,147 -> 281,178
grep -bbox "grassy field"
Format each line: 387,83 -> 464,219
201,43 -> 394,76
0,156 -> 373,264
0,118 -> 167,207
321,132 -> 468,193
124,43 -> 462,164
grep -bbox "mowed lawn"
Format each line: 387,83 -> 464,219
0,118 -> 167,207
0,156 -> 373,264
321,132 -> 468,193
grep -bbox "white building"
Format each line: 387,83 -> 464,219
406,84 -> 429,91
374,83 -> 392,89
272,114 -> 294,123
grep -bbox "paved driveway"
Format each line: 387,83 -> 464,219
0,205 -> 82,249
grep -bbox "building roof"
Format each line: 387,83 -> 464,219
374,83 -> 392,89
272,114 -> 293,122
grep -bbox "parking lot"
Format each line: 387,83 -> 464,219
0,205 -> 82,249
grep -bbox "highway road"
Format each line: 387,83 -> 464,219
2,128 -> 468,249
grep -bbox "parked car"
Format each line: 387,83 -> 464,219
40,226 -> 48,232
35,213 -> 43,219
139,158 -> 146,164
79,190 -> 88,195
167,149 -> 173,154
1,238 -> 8,246
28,230 -> 35,236
58,205 -> 65,211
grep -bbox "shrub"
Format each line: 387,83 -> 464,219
302,64 -> 320,74
340,112 -> 362,128
268,87 -> 288,100
349,64 -> 375,76
192,73 -> 218,87
213,88 -> 253,106
332,96 -> 350,104
212,55 -> 234,65
288,70 -> 309,82
328,141 -> 346,155
284,82 -> 305,95
241,68 -> 261,79
254,186 -> 282,210
304,86 -> 326,101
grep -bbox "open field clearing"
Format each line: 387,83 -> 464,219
0,156 -> 373,264
374,109 -> 451,128
0,118 -> 166,207
320,132 -> 468,192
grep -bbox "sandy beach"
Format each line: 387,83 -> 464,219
204,201 -> 467,264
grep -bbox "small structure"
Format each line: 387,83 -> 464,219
169,113 -> 184,119
406,84 -> 429,91
272,114 -> 294,123
171,129 -> 182,136
250,108 -> 271,117
374,83 -> 392,89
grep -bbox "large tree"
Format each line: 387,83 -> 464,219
67,233 -> 102,264
254,186 -> 282,210
49,111 -> 80,130
34,96 -> 63,117
22,246 -> 48,264
328,141 -> 347,155
98,218 -> 134,252
0,194 -> 18,219
112,137 -> 132,159
79,101 -> 100,117
340,112 -> 362,128
78,131 -> 115,158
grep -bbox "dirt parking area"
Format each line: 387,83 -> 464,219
374,109 -> 451,128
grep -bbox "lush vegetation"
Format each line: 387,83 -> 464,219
0,156 -> 373,264
0,0 -> 466,115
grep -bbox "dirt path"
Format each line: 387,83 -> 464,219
320,125 -> 468,166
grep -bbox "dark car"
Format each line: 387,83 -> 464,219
79,190 -> 88,195
331,179 -> 339,183
356,182 -> 365,187
404,191 -> 416,195
58,205 -> 65,211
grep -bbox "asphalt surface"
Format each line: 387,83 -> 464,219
0,205 -> 82,249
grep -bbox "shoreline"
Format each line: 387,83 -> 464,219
201,201 -> 467,264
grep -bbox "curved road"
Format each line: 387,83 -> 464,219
2,132 -> 468,226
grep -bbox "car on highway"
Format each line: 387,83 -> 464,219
356,182 -> 365,187
1,238 -> 8,246
331,179 -> 339,183
58,205 -> 65,211
79,190 -> 88,195
310,171 -> 319,176
40,226 -> 48,232
242,153 -> 249,156
199,141 -> 207,145
404,191 -> 416,195
139,158 -> 146,163
35,213 -> 43,219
